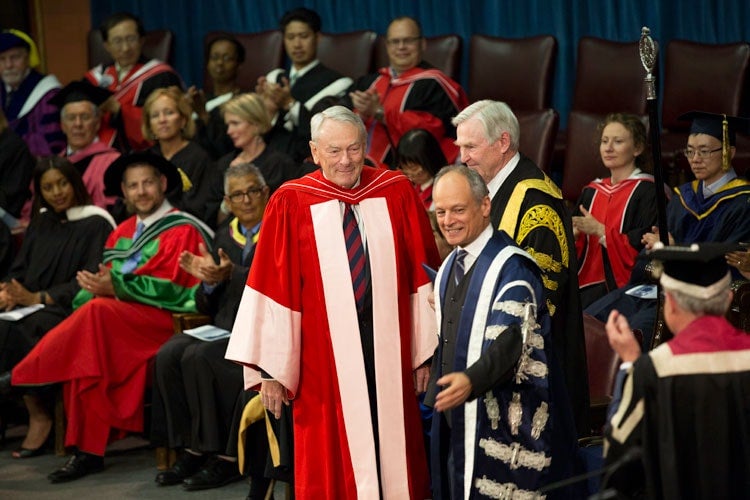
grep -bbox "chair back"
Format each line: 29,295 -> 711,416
517,109 -> 559,173
373,34 -> 463,80
561,111 -> 609,203
468,34 -> 557,111
572,37 -> 648,115
662,40 -> 750,132
203,30 -> 284,93
318,31 -> 377,80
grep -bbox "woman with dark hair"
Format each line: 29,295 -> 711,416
573,113 -> 657,308
397,128 -> 449,211
0,157 -> 115,458
143,86 -> 212,222
189,35 -> 246,160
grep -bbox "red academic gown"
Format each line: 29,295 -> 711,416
357,64 -> 468,167
85,59 -> 181,151
226,168 -> 440,499
12,208 -> 211,455
64,141 -> 121,210
575,173 -> 656,291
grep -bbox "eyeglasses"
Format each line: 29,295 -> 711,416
62,113 -> 96,124
227,187 -> 264,203
683,147 -> 722,159
386,36 -> 422,47
108,35 -> 140,48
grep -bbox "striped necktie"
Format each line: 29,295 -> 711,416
343,204 -> 367,313
453,249 -> 467,285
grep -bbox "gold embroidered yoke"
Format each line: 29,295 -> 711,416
497,176 -> 568,317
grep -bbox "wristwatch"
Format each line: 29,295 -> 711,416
374,107 -> 385,123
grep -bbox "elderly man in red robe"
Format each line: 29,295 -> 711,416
226,105 -> 440,498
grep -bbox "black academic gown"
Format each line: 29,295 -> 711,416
490,155 -> 590,437
150,141 -> 212,223
151,221 -> 251,453
204,148 -> 301,227
0,128 -> 34,218
0,209 -> 112,371
269,63 -> 351,162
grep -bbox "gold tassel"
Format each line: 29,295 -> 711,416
722,114 -> 730,172
177,167 -> 193,192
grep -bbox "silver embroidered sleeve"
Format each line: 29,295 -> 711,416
474,475 -> 546,500
478,438 -> 552,471
484,391 -> 501,430
508,392 -> 523,435
531,402 -> 549,440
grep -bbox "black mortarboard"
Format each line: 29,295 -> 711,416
679,111 -> 750,146
679,111 -> 750,172
103,152 -> 182,197
50,79 -> 112,109
647,242 -> 742,297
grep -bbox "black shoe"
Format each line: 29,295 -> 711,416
183,456 -> 242,491
47,452 -> 104,483
155,450 -> 206,486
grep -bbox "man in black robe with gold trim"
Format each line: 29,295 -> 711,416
453,99 -> 589,437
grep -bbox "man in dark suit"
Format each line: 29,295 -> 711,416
453,99 -> 590,438
151,162 -> 269,490
256,7 -> 352,162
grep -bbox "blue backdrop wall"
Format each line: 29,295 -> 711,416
90,0 -> 750,126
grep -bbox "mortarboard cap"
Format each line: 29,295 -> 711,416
104,152 -> 182,197
679,111 -> 750,172
50,79 -> 112,109
647,241 -> 742,299
0,29 -> 40,67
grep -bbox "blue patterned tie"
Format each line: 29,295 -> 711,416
454,249 -> 467,285
121,222 -> 145,274
343,204 -> 367,313
242,227 -> 258,262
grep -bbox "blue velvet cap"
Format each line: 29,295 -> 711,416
678,111 -> 750,146
0,31 -> 30,53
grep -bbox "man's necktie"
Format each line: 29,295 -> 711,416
453,249 -> 467,285
121,222 -> 145,274
242,227 -> 259,262
343,204 -> 367,313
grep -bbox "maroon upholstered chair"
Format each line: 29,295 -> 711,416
468,34 -> 557,112
317,31 -> 377,80
554,37 -> 649,177
517,109 -> 559,173
561,111 -> 609,204
660,40 -> 750,184
202,30 -> 284,93
572,37 -> 649,116
88,29 -> 174,68
373,34 -> 463,81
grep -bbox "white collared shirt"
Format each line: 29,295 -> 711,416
457,224 -> 494,273
487,152 -> 521,200
136,200 -> 173,228
703,169 -> 737,197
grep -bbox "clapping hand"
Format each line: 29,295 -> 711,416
76,264 -> 115,297
572,205 -> 605,238
179,243 -> 233,286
